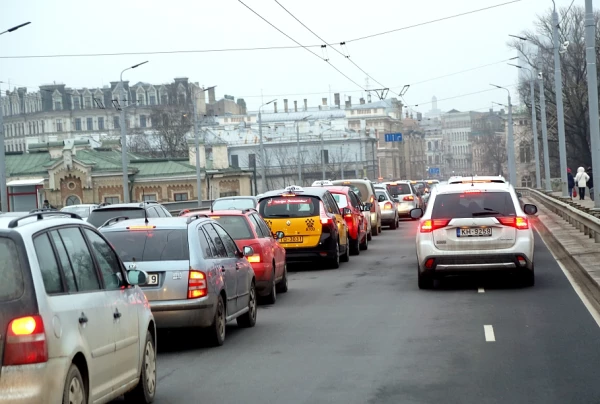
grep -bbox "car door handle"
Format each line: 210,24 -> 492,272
113,310 -> 121,319
79,313 -> 88,324
220,265 -> 226,272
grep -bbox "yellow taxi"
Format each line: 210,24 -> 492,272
257,185 -> 350,269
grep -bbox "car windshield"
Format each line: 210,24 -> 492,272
103,229 -> 189,262
259,195 -> 320,218
212,198 -> 256,210
431,192 -> 516,219
87,208 -> 147,228
212,216 -> 254,240
386,183 -> 411,196
0,237 -> 24,302
331,193 -> 348,209
61,206 -> 91,218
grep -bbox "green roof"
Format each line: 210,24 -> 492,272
131,159 -> 198,178
5,152 -> 54,176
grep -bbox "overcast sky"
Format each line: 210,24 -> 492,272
1,0 -> 577,115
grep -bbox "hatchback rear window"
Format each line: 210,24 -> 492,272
0,237 -> 24,302
87,208 -> 146,228
211,216 -> 254,240
103,229 -> 189,262
431,192 -> 516,219
386,183 -> 411,196
259,196 -> 320,218
212,198 -> 256,211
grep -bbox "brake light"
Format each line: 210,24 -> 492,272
403,195 -> 414,201
384,202 -> 393,210
320,202 -> 333,225
464,190 -> 482,194
127,225 -> 156,230
369,195 -> 376,212
188,270 -> 207,299
3,315 -> 48,366
498,217 -> 529,230
420,219 -> 450,233
247,255 -> 261,263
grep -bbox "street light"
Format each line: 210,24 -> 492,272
295,115 -> 312,185
119,61 -> 148,203
508,63 -> 541,189
490,84 -> 517,185
192,85 -> 216,206
0,22 -> 31,212
258,99 -> 276,193
492,102 -> 507,108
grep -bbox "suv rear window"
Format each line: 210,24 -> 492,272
88,208 -> 146,228
259,196 -> 320,218
0,237 -> 24,302
103,229 -> 189,262
386,183 -> 411,196
432,192 -> 516,219
212,216 -> 254,240
337,182 -> 368,202
212,198 -> 256,211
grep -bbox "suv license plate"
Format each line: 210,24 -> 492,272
281,236 -> 303,243
457,228 -> 492,237
145,273 -> 159,286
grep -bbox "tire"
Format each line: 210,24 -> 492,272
207,295 -> 226,346
390,217 -> 397,230
418,267 -> 434,290
367,231 -> 372,241
340,237 -> 350,262
276,264 -> 289,293
263,268 -> 277,305
521,266 -> 535,287
237,282 -> 257,328
372,224 -> 378,237
63,364 -> 87,404
359,233 -> 369,250
125,330 -> 157,403
350,236 -> 360,255
327,242 -> 340,269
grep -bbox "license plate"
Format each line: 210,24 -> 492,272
145,273 -> 159,286
457,228 -> 492,237
281,236 -> 303,243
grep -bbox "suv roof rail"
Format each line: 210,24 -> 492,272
186,214 -> 210,224
97,202 -> 111,207
29,208 -> 58,213
98,216 -> 130,229
8,211 -> 82,229
141,201 -> 158,206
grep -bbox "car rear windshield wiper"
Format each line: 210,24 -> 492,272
265,214 -> 291,218
472,209 -> 501,217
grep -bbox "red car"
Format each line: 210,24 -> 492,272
181,208 -> 287,304
327,186 -> 369,254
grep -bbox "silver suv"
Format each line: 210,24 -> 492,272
0,211 -> 156,404
100,215 -> 257,346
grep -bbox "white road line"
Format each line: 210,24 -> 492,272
478,288 -> 485,293
484,325 -> 496,342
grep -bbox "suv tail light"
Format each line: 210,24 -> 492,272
420,219 -> 450,233
188,270 -> 207,299
369,195 -> 376,212
497,217 -> 529,230
383,202 -> 393,210
3,315 -> 48,366
320,202 -> 334,226
403,195 -> 414,201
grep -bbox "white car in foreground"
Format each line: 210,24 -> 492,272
410,182 -> 538,289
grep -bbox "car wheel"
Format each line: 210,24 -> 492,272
350,236 -> 360,255
125,330 -> 156,403
62,364 -> 86,404
418,266 -> 434,290
390,217 -> 397,230
327,242 -> 340,269
237,282 -> 257,328
367,231 -> 372,241
276,264 -> 289,293
263,268 -> 277,305
521,266 -> 535,287
340,237 -> 350,262
207,295 -> 226,346
359,233 -> 369,250
372,225 -> 378,237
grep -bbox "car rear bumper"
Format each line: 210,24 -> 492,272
284,234 -> 337,262
419,254 -> 534,275
150,294 -> 217,328
0,358 -> 69,404
251,262 -> 271,281
381,210 -> 396,223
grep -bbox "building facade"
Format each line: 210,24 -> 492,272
442,110 -> 475,176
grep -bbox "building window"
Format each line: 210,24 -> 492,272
137,94 -> 145,105
322,150 -> 329,164
220,191 -> 238,197
41,121 -> 45,133
143,194 -> 157,202
56,119 -> 63,132
149,95 -> 156,105
75,118 -> 82,131
84,97 -> 92,109
54,100 -> 62,110
174,192 -> 188,201
113,116 -> 120,129
98,117 -> 105,130
161,93 -> 168,104
140,115 -> 147,128
231,154 -> 239,168
519,145 -> 531,163
65,195 -> 81,206
248,154 -> 256,168
87,117 -> 93,131
73,98 -> 81,110
104,196 -> 119,204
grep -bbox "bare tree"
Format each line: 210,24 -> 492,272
145,106 -> 192,158
474,133 -> 507,176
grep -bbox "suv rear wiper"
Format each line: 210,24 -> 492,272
472,209 -> 501,217
266,214 -> 291,218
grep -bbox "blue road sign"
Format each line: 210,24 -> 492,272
384,133 -> 403,142
428,167 -> 440,175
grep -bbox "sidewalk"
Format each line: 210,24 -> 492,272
550,191 -> 600,217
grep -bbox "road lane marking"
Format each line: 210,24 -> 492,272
484,325 -> 495,342
478,288 -> 485,293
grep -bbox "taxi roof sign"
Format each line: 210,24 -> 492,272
283,185 -> 305,194
312,180 -> 334,187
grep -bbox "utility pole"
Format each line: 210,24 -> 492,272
258,99 -> 276,193
321,126 -> 326,180
552,5 -> 569,197
192,86 -> 215,206
491,84 -> 517,185
585,0 -> 600,207
297,123 -> 301,184
538,58 -> 552,192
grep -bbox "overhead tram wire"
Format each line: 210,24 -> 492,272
0,1 -> 522,60
237,0 -> 365,91
405,83 -> 519,108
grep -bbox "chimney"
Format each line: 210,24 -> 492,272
294,100 -> 298,112
273,102 -> 278,113
284,99 -> 288,113
303,99 -> 307,111
208,87 -> 216,104
334,93 -> 340,108
360,98 -> 365,105
345,96 -> 351,108
322,97 -> 327,106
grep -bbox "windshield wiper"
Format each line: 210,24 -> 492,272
472,209 -> 501,217
266,214 -> 291,218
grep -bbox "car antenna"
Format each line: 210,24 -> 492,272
471,175 -> 474,187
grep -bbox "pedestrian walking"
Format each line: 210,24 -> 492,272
575,167 -> 590,200
567,168 -> 575,199
588,167 -> 594,202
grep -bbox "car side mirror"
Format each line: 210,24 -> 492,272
378,195 -> 386,202
341,207 -> 352,216
410,208 -> 424,219
275,231 -> 285,240
517,192 -> 523,198
362,203 -> 372,211
243,246 -> 254,257
523,203 -> 538,216
393,197 -> 400,203
126,269 -> 148,286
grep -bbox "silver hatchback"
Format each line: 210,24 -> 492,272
100,216 -> 257,346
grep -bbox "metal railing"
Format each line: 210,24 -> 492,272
518,187 -> 600,243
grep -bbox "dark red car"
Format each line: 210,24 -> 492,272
327,186 -> 369,254
181,208 -> 287,304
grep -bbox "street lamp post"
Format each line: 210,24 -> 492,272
552,2 -> 569,197
192,86 -> 216,207
509,63 -> 541,189
295,115 -> 312,185
119,61 -> 148,203
258,99 -> 276,193
490,84 -> 517,185
0,22 -> 31,212
585,0 -> 600,207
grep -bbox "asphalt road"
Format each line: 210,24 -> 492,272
132,220 -> 600,404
